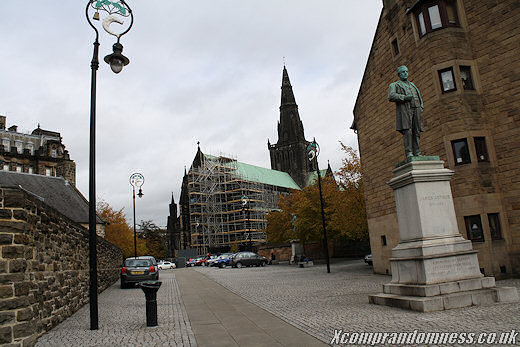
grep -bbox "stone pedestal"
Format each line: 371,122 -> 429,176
369,157 -> 518,312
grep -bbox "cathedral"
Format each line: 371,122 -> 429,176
169,66 -> 331,255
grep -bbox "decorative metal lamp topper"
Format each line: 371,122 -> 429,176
307,140 -> 320,161
129,172 -> 144,188
86,0 -> 134,73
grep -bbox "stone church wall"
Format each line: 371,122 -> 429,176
0,187 -> 122,346
353,0 -> 520,276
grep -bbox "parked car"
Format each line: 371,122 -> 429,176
158,260 -> 176,270
212,253 -> 234,268
134,255 -> 158,266
229,252 -> 267,268
364,254 -> 373,266
186,257 -> 199,267
120,257 -> 159,288
194,257 -> 208,266
206,255 -> 221,267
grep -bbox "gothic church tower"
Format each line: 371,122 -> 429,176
268,66 -> 316,188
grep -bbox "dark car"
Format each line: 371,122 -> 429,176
229,252 -> 267,268
364,254 -> 373,266
120,257 -> 159,288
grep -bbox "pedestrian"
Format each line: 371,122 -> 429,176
269,252 -> 276,265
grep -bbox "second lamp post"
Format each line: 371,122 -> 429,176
130,173 -> 144,258
307,140 -> 330,274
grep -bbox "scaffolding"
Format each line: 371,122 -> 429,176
187,155 -> 281,254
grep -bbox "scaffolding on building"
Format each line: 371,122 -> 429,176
187,154 -> 281,255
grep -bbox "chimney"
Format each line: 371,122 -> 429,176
8,125 -> 18,132
0,116 -> 5,130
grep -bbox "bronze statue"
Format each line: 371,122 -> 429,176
388,66 -> 424,157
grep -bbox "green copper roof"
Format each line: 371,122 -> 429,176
225,161 -> 300,190
304,169 -> 329,187
200,153 -> 301,190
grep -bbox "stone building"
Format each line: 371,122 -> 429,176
166,193 -> 181,257
0,116 -> 76,185
179,146 -> 302,255
268,66 -> 318,188
351,0 -> 520,277
175,67 -> 331,255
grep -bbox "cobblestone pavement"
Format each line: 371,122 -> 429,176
35,272 -> 196,347
195,260 -> 520,346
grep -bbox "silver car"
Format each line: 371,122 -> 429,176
120,257 -> 159,288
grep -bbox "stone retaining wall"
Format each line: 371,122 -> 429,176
0,187 -> 122,346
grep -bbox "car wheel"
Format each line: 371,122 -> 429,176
120,279 -> 127,289
260,261 -> 266,267
236,262 -> 243,268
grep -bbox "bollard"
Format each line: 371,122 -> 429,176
139,280 -> 162,327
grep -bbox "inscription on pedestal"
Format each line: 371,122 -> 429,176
424,255 -> 480,283
419,193 -> 451,207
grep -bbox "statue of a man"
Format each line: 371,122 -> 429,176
388,65 -> 424,157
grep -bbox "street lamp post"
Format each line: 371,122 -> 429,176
86,0 -> 133,330
241,195 -> 250,251
307,140 -> 331,274
130,173 -> 144,258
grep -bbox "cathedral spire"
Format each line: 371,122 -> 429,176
277,66 -> 305,145
269,66 -> 314,188
281,65 -> 297,106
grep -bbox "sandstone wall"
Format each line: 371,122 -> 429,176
0,187 -> 122,346
353,0 -> 520,276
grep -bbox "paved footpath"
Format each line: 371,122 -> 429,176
35,269 -> 326,347
195,260 -> 520,347
35,272 -> 197,347
35,260 -> 520,346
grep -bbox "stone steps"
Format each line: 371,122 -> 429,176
369,286 -> 519,312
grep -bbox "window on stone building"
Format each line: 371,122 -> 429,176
451,138 -> 470,165
381,235 -> 387,246
488,213 -> 502,240
438,67 -> 456,93
459,66 -> 475,90
464,215 -> 484,242
3,164 -> 9,171
15,141 -> 23,154
428,5 -> 442,30
2,139 -> 10,152
391,38 -> 400,56
16,165 -> 22,173
28,167 -> 33,174
45,167 -> 51,176
414,0 -> 460,37
26,143 -> 34,155
474,137 -> 489,162
51,148 -> 57,158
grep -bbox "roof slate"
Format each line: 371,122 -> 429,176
0,171 -> 103,224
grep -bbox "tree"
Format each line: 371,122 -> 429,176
330,142 -> 368,241
265,142 -> 368,243
97,201 -> 135,259
138,220 -> 168,260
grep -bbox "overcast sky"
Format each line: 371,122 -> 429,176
0,1 -> 382,227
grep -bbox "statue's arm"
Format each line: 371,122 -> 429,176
388,83 -> 406,103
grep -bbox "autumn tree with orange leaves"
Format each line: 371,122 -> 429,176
97,201 -> 138,259
265,142 -> 368,244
